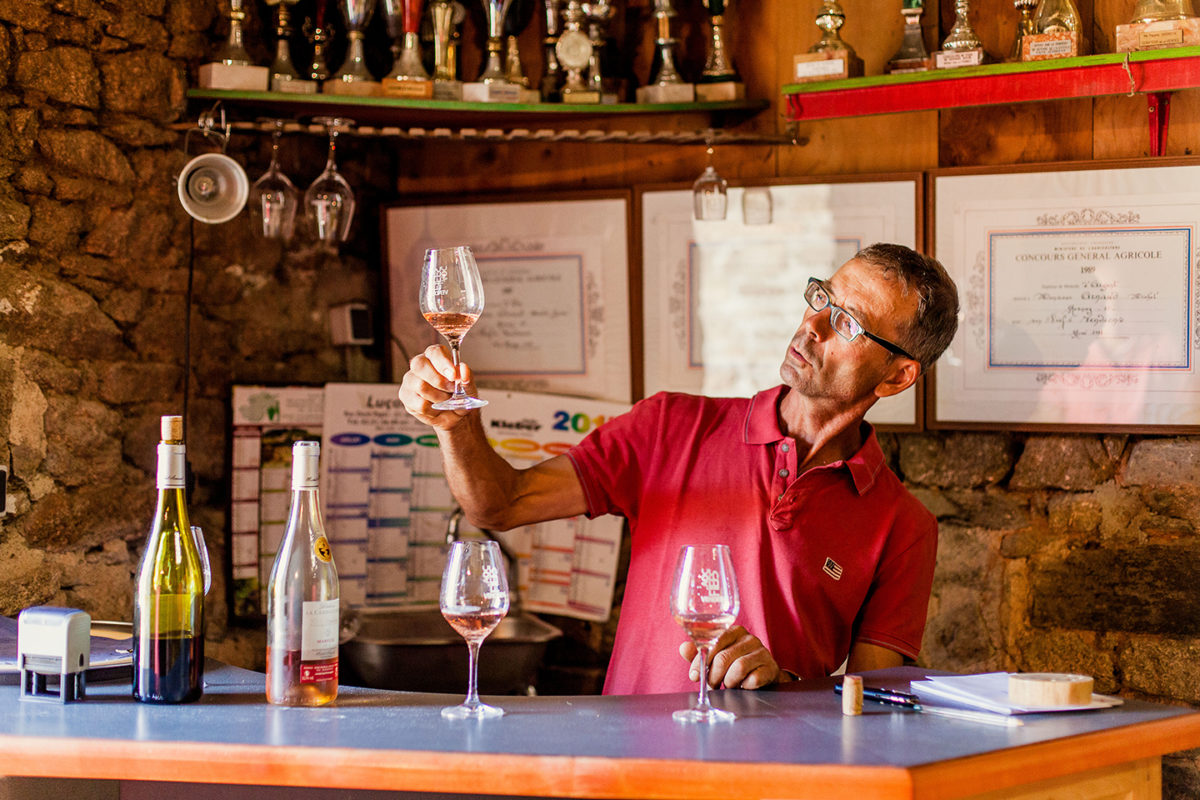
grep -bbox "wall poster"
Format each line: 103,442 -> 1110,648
932,159 -> 1200,431
639,175 -> 923,429
384,191 -> 633,404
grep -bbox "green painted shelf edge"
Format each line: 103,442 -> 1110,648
782,45 -> 1200,95
187,88 -> 770,117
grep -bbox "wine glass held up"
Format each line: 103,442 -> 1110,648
670,544 -> 740,723
420,245 -> 488,411
440,540 -> 510,719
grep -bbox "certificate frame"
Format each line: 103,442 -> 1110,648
637,173 -> 924,431
383,190 -> 634,404
930,157 -> 1200,433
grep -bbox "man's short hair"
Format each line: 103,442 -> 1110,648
854,243 -> 959,373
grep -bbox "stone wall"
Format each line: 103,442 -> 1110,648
1,2 -> 1199,795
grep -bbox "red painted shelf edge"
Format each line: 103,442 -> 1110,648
785,54 -> 1200,121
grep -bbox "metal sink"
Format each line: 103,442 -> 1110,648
339,609 -> 562,695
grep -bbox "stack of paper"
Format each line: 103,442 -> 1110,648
911,672 -> 1122,715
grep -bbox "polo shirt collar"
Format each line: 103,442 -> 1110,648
744,385 -> 886,496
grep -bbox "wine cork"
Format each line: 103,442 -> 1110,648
842,674 -> 863,716
1008,673 -> 1093,707
161,415 -> 183,442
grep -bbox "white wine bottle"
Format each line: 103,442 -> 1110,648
266,440 -> 340,706
133,415 -> 205,704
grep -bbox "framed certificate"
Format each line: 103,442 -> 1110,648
932,158 -> 1200,431
638,174 -> 924,430
384,191 -> 633,404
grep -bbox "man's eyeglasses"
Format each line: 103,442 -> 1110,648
803,278 -> 917,361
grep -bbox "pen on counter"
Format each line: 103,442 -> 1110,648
834,683 -> 1024,728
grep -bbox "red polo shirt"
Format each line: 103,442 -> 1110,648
567,386 -> 937,696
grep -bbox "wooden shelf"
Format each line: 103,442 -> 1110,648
187,88 -> 769,131
783,47 -> 1200,121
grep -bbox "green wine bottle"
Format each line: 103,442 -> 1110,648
133,415 -> 205,704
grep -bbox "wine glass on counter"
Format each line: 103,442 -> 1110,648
670,543 -> 739,723
440,540 -> 510,719
420,245 -> 488,410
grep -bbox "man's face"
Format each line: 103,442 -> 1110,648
779,258 -> 918,405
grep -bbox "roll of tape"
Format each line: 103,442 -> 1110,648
1008,673 -> 1093,707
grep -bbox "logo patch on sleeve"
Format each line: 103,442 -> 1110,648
822,557 -> 843,581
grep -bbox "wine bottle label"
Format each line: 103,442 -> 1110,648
314,536 -> 332,562
301,598 -> 339,661
156,444 -> 186,489
300,660 -> 338,684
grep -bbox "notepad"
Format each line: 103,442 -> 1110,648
910,672 -> 1122,715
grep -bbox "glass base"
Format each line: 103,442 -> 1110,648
442,701 -> 505,720
432,395 -> 488,411
673,706 -> 736,724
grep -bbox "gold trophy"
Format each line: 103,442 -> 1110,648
382,0 -> 433,97
792,0 -> 862,83
1118,0 -> 1199,51
266,0 -> 318,92
1021,0 -> 1082,58
1010,0 -> 1038,60
636,0 -> 694,102
935,0 -> 985,67
696,0 -> 745,101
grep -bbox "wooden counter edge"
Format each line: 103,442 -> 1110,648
0,734 -> 916,800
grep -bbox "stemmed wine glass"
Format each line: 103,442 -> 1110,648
304,116 -> 356,244
440,540 -> 510,719
250,120 -> 299,240
670,543 -> 739,723
420,245 -> 488,410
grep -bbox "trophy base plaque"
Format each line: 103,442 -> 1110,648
323,78 -> 383,97
886,57 -> 931,74
1116,18 -> 1200,52
934,48 -> 986,69
1021,31 -> 1081,60
198,62 -> 269,91
382,78 -> 434,99
696,81 -> 745,101
562,88 -> 603,103
636,83 -> 696,103
792,51 -> 863,83
271,75 -> 319,94
433,80 -> 464,100
462,82 -> 540,103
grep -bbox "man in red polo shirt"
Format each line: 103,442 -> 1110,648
399,243 -> 959,694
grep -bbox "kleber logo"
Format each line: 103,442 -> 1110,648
489,418 -> 542,432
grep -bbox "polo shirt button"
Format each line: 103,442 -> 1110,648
781,443 -> 790,453
778,494 -> 785,501
778,468 -> 789,478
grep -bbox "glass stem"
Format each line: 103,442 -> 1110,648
449,341 -> 466,398
696,645 -> 712,711
465,638 -> 482,708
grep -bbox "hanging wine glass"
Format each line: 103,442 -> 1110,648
304,116 -> 356,245
250,120 -> 300,240
693,138 -> 728,221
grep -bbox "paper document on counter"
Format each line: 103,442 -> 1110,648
911,672 -> 1122,715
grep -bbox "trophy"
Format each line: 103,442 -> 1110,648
792,0 -> 862,84
557,0 -> 597,102
430,0 -> 465,98
541,0 -> 563,100
1026,0 -> 1082,57
887,0 -> 929,73
1118,0 -> 1199,51
935,0 -> 985,67
382,0 -> 433,97
266,0 -> 317,92
1011,0 -> 1037,60
326,0 -> 382,95
504,0 -> 538,88
697,0 -> 744,100
479,0 -> 517,83
636,0 -> 694,102
199,0 -> 269,89
582,0 -> 616,97
304,0 -> 334,81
